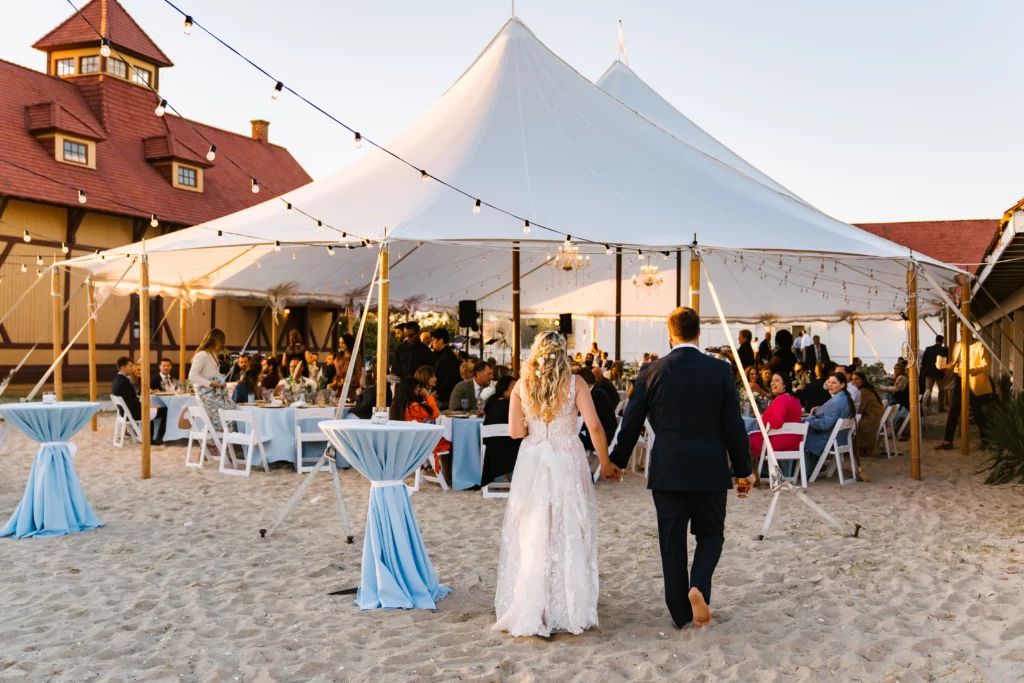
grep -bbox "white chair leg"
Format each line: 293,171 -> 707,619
243,443 -> 254,476
809,451 -> 830,483
835,450 -> 845,485
849,449 -> 857,483
186,433 -> 198,467
798,456 -> 808,488
258,442 -> 270,473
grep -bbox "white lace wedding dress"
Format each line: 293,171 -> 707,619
493,377 -> 600,637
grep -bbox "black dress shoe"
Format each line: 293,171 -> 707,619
151,439 -> 164,446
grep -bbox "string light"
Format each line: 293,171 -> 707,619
274,240 -> 281,252
183,15 -> 193,34
420,170 -> 430,183
256,260 -> 261,269
150,214 -> 159,228
36,269 -> 43,278
251,178 -> 260,194
523,220 -> 530,234
272,82 -> 284,100
36,255 -> 43,266
354,132 -> 362,148
216,230 -> 223,243
291,252 -> 296,260
605,245 -> 613,256
155,99 -> 167,117
61,242 -> 69,254
316,220 -> 324,233
20,263 -> 27,273
23,231 -> 30,243
206,145 -> 216,161
327,245 -> 335,255
78,189 -> 87,204
285,203 -> 292,216
100,38 -> 111,57
473,199 -> 481,215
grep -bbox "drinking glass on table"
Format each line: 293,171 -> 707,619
461,398 -> 470,412
261,388 -> 272,403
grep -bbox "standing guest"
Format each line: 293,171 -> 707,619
578,354 -> 596,384
936,338 -> 992,450
804,373 -> 855,468
601,351 -> 612,370
112,356 -> 167,444
481,375 -> 522,485
919,335 -> 948,413
189,328 -> 234,433
757,331 -> 773,365
851,372 -> 883,474
737,330 -> 756,370
431,328 -> 462,410
391,377 -> 451,473
353,370 -> 392,419
748,372 -> 803,475
392,321 -> 434,380
260,356 -> 282,394
449,360 -> 494,412
592,366 -> 619,408
851,358 -> 863,370
768,329 -> 798,379
330,334 -> 363,401
151,358 -> 179,392
803,335 -> 830,366
281,329 -> 308,377
794,328 -> 812,357
420,330 -> 433,347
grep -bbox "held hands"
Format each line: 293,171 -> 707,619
600,459 -> 624,483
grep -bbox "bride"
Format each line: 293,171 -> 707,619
493,331 -> 615,637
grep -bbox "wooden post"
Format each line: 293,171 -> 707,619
960,281 -> 971,456
376,241 -> 390,406
688,250 -> 700,313
140,255 -> 151,479
511,243 -> 521,376
850,319 -> 856,364
178,298 -> 187,383
51,261 -> 63,400
87,280 -> 98,431
614,247 -> 622,361
271,314 -> 279,359
907,264 -> 921,480
675,249 -> 682,308
1014,310 -> 1024,395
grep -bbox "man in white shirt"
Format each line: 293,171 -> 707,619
151,358 -> 179,392
277,358 -> 317,399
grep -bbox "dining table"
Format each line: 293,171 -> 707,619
236,403 -> 356,467
149,393 -> 197,441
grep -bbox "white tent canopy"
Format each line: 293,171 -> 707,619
65,18 -> 960,323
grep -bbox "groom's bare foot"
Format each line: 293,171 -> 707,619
688,588 -> 711,627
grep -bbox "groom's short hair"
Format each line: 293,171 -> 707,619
669,307 -> 700,342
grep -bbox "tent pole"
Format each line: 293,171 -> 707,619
675,249 -> 682,307
512,242 -> 521,376
614,247 -> 622,361
850,319 -> 856,364
688,250 -> 700,312
179,298 -> 187,383
376,238 -> 390,406
907,264 -> 921,480
51,261 -> 64,400
87,280 -> 98,431
271,314 -> 278,360
140,255 -> 151,480
960,280 -> 971,456
855,320 -> 883,364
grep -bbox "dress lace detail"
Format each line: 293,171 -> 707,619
493,377 -> 600,637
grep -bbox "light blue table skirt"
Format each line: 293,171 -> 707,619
320,420 -> 451,610
237,405 -> 354,467
1,402 -> 103,539
450,417 -> 484,490
150,394 -> 197,441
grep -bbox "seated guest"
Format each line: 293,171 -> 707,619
578,354 -> 596,384
391,377 -> 451,472
839,365 -> 862,412
151,358 -> 181,392
276,358 -> 317,398
260,356 -> 281,394
232,357 -> 260,404
745,365 -> 771,399
111,356 -> 166,444
225,352 -> 253,385
749,372 -> 803,476
449,361 -> 494,413
322,352 -> 337,385
354,370 -> 392,419
414,365 -> 438,397
131,358 -> 144,395
878,362 -> 910,433
768,329 -> 798,378
592,365 -> 619,408
851,371 -> 884,464
609,361 -> 623,385
601,351 -> 612,370
305,350 -> 322,384
459,360 -> 476,381
792,362 -> 809,389
482,376 -> 522,484
798,361 -> 834,412
804,372 -> 856,467
494,365 -> 511,380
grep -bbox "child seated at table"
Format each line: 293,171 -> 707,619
390,377 -> 451,473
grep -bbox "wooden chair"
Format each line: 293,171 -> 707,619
756,422 -> 809,489
809,418 -> 857,485
184,405 -> 223,468
110,394 -> 142,447
293,407 -> 335,474
218,409 -> 271,476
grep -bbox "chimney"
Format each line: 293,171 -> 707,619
250,119 -> 270,144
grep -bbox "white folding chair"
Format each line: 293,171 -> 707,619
756,422 -> 809,489
294,407 -> 335,474
876,404 -> 898,459
412,421 -> 450,493
110,394 -> 143,447
809,418 -> 857,484
478,423 -> 512,498
614,399 -> 628,417
896,397 -> 926,439
630,419 -> 655,477
218,409 -> 271,476
185,405 -> 224,468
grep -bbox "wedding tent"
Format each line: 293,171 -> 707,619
63,18 -> 961,325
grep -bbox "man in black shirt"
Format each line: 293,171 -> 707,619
592,365 -> 619,408
757,331 -> 773,365
111,356 -> 166,444
392,321 -> 435,379
920,335 -> 948,413
431,327 -> 462,410
737,329 -> 756,370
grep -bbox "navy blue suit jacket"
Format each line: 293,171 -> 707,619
610,346 -> 752,491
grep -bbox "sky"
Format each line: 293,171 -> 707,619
4,0 -> 1023,223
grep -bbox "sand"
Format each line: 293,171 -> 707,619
1,414 -> 1023,682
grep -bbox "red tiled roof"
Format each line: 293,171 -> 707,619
33,0 -> 173,68
25,100 -> 106,141
855,220 -> 1000,274
0,59 -> 311,227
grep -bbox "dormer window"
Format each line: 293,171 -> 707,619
63,140 -> 88,165
56,58 -> 75,76
80,56 -> 99,74
107,58 -> 127,78
177,165 -> 197,187
130,66 -> 151,86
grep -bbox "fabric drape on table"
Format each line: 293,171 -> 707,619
1,402 -> 103,539
321,421 -> 451,610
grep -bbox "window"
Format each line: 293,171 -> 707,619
107,58 -> 127,78
80,55 -> 100,74
63,140 -> 88,165
177,166 -> 197,188
130,67 -> 151,86
56,58 -> 75,76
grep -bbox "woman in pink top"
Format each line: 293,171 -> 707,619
749,372 -> 803,460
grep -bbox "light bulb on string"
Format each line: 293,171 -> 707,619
61,242 -> 69,254
183,15 -> 193,34
291,252 -> 296,260
36,255 -> 43,266
663,252 -> 669,261
256,260 -> 261,269
523,220 -> 530,234
206,145 -> 216,161
420,170 -> 429,183
564,235 -> 572,248
20,263 -> 27,273
285,203 -> 292,216
251,178 -> 260,194
473,199 -> 481,215
23,231 -> 31,243
272,82 -> 284,100
605,245 -> 613,256
155,99 -> 167,117
36,269 -> 43,278
150,214 -> 159,228
354,132 -> 362,148
100,39 -> 111,57
316,220 -> 323,233
78,189 -> 87,204
216,230 -> 223,243
327,245 -> 335,256
274,241 -> 281,252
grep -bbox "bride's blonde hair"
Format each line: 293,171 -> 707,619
521,331 -> 571,422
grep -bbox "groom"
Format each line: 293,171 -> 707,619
606,307 -> 753,628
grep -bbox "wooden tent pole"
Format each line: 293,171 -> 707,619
689,250 -> 700,312
675,249 -> 682,307
511,242 -> 521,376
960,280 -> 971,456
614,247 -> 622,361
850,319 -> 856,364
179,298 -> 187,383
140,255 -> 151,479
51,261 -> 63,400
87,280 -> 98,431
376,239 -> 390,406
907,264 -> 921,480
271,314 -> 279,359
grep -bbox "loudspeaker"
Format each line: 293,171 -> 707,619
559,313 -> 573,335
458,300 -> 478,330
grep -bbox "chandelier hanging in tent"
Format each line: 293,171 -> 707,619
547,239 -> 590,281
633,256 -> 664,294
